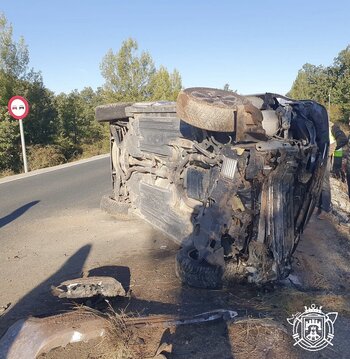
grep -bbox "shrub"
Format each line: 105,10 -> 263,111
27,145 -> 66,170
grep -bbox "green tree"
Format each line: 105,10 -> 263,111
332,46 -> 350,119
19,75 -> 58,145
55,87 -> 105,158
150,66 -> 182,101
55,91 -> 81,149
288,45 -> 350,122
100,38 -> 156,102
0,13 -> 29,78
100,38 -> 182,102
76,86 -> 104,144
0,12 -> 109,174
288,63 -> 331,104
170,69 -> 182,99
0,13 -> 30,172
0,101 -> 21,172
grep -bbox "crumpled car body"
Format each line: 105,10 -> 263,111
96,88 -> 329,288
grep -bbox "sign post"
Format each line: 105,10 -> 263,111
8,96 -> 30,173
18,118 -> 28,173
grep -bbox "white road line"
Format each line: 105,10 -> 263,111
0,154 -> 110,185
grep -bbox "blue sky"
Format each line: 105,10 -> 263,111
1,1 -> 350,95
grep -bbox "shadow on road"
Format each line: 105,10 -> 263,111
0,201 -> 40,229
0,244 -> 92,357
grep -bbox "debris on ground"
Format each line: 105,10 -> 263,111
0,308 -> 237,359
0,311 -> 109,359
51,276 -> 126,299
0,303 -> 11,317
123,309 -> 238,327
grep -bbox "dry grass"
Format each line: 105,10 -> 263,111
258,288 -> 350,319
228,318 -> 300,359
27,145 -> 67,170
0,168 -> 15,178
69,304 -> 136,359
76,140 -> 109,161
103,307 -> 135,359
0,140 -> 109,177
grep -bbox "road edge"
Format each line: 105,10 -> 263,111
0,154 -> 109,185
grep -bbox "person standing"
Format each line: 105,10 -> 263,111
318,122 -> 347,219
345,119 -> 350,199
333,143 -> 344,179
331,123 -> 347,178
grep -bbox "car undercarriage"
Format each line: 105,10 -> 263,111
96,88 -> 329,288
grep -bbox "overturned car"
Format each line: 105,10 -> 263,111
96,88 -> 329,288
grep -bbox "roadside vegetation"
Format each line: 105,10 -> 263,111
288,45 -> 350,124
0,14 -> 182,176
1,9 -> 350,177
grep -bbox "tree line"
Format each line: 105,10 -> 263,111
2,9 -> 350,175
288,45 -> 350,123
0,14 -> 182,175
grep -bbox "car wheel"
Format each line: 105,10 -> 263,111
176,87 -> 263,134
175,245 -> 223,289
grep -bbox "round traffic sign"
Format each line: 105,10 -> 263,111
8,96 -> 29,120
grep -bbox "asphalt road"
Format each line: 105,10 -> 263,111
0,156 -> 111,227
0,155 -> 175,337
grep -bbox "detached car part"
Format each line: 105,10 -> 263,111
0,312 -> 108,359
0,309 -> 237,358
96,88 -> 329,288
51,276 -> 126,299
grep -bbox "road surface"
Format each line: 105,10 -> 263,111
0,156 -> 111,224
0,156 -> 176,336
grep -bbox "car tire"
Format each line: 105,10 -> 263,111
175,245 -> 223,289
176,87 -> 262,133
100,195 -> 133,220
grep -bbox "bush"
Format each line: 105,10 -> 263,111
0,169 -> 15,178
79,138 -> 109,159
55,136 -> 83,160
27,145 -> 66,170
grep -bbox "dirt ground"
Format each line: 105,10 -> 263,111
31,212 -> 349,359
1,191 -> 350,358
